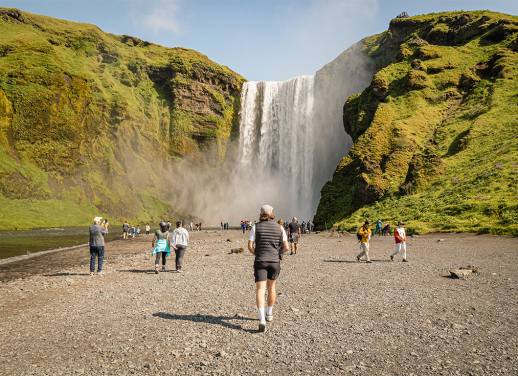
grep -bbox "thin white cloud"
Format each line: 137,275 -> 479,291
131,0 -> 181,34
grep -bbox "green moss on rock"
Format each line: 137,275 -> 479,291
0,8 -> 244,229
315,10 -> 518,236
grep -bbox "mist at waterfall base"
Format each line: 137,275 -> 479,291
170,43 -> 374,226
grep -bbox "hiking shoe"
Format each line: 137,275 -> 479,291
258,322 -> 267,333
402,259 -> 408,263
161,267 -> 166,272
155,269 -> 159,274
390,255 -> 394,261
265,315 -> 273,322
356,255 -> 361,262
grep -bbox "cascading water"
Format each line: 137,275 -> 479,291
171,43 -> 374,224
233,42 -> 374,221
237,76 -> 317,219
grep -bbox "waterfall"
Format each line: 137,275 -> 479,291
234,42 -> 374,221
171,43 -> 374,225
237,76 -> 318,220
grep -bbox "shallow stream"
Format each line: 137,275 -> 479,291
0,227 -> 120,260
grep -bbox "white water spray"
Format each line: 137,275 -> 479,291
233,43 -> 373,221
170,43 -> 374,224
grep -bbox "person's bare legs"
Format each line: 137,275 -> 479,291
255,281 -> 267,331
266,279 -> 276,321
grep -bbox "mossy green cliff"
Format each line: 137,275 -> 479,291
0,8 -> 244,229
315,11 -> 518,235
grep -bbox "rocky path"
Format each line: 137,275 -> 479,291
0,231 -> 517,375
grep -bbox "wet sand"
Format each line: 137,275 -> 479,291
0,231 -> 517,375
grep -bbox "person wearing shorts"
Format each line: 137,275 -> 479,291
122,221 -> 129,239
248,204 -> 289,332
288,217 -> 301,255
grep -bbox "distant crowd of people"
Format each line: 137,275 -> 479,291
122,222 -> 152,239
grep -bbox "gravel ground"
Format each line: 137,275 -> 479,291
0,230 -> 517,375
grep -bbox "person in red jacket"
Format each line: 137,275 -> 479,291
390,221 -> 408,262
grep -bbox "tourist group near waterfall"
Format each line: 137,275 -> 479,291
86,208 -> 409,333
0,3 -> 517,375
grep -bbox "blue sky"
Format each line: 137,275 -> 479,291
4,0 -> 517,80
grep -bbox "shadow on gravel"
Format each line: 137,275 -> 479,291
117,269 -> 157,274
153,312 -> 257,332
44,272 -> 90,277
323,259 -> 392,263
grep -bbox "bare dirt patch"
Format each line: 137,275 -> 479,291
0,231 -> 517,375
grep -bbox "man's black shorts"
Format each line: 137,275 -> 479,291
254,261 -> 281,282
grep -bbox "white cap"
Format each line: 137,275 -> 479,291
260,204 -> 274,215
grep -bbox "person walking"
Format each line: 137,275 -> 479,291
356,221 -> 372,263
122,221 -> 129,239
374,219 -> 383,236
390,221 -> 408,262
145,224 -> 151,235
151,221 -> 171,273
288,217 -> 301,255
248,205 -> 289,332
102,219 -> 109,233
172,221 -> 189,272
89,216 -> 107,275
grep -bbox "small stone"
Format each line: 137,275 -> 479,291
216,350 -> 227,358
346,350 -> 353,354
449,269 -> 473,279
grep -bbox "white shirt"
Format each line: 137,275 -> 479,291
249,224 -> 288,242
396,227 -> 406,241
172,227 -> 189,246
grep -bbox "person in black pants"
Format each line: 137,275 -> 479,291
89,216 -> 107,275
248,204 -> 289,332
172,221 -> 189,272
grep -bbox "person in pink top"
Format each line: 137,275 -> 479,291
390,221 -> 408,262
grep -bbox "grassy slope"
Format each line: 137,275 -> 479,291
315,11 -> 518,235
0,8 -> 244,229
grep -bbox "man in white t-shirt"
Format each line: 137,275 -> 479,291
390,221 -> 408,262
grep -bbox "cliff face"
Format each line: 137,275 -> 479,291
0,8 -> 244,229
315,11 -> 518,235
